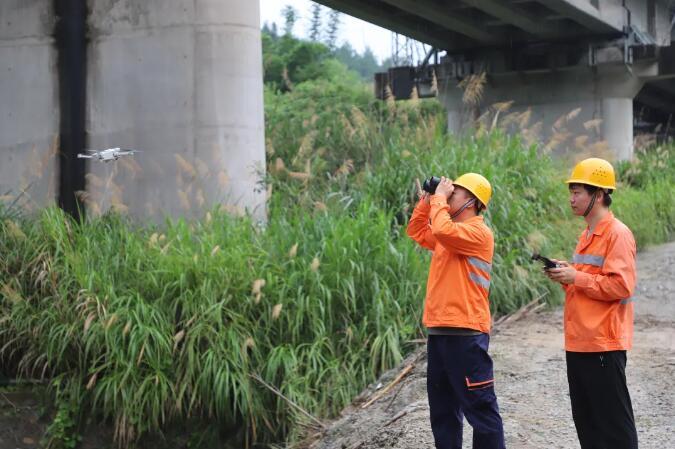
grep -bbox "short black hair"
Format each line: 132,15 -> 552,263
569,183 -> 612,207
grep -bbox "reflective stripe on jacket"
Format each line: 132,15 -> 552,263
564,212 -> 636,352
407,195 -> 494,333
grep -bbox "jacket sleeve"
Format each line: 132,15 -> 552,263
573,230 -> 636,301
428,194 -> 489,256
406,199 -> 437,251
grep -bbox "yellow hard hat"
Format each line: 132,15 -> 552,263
454,173 -> 492,207
565,158 -> 616,190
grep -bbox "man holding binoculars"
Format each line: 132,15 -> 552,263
407,173 -> 505,449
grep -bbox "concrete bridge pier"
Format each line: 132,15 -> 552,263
86,0 -> 266,221
0,0 -> 266,222
439,66 -> 650,160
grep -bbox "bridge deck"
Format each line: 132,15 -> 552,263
316,0 -> 636,51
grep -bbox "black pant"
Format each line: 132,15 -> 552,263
566,351 -> 638,449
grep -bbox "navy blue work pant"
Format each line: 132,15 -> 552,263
427,334 -> 505,449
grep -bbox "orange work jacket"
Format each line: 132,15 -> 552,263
564,211 -> 636,352
406,195 -> 494,333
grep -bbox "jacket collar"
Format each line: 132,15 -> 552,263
589,211 -> 614,236
580,211 -> 614,241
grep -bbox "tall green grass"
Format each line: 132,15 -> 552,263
1,77 -> 673,448
614,145 -> 675,246
265,87 -> 578,315
0,202 -> 426,447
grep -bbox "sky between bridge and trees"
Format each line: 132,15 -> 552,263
261,0 -> 392,62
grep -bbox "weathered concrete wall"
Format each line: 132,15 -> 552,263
86,0 -> 266,221
0,1 -> 58,210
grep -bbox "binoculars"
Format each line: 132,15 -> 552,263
422,176 -> 441,194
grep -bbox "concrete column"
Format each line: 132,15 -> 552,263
438,67 -> 645,161
0,1 -> 58,210
86,0 -> 266,221
602,98 -> 633,161
446,108 -> 464,136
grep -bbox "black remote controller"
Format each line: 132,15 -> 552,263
531,253 -> 560,269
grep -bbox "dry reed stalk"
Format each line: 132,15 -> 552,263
282,66 -> 294,91
459,72 -> 486,106
175,154 -> 197,179
430,69 -> 438,96
583,118 -> 603,134
361,363 -> 415,409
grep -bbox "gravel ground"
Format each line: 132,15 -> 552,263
310,241 -> 675,449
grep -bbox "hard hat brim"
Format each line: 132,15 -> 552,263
565,178 -> 616,190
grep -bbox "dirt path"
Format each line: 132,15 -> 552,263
310,242 -> 675,449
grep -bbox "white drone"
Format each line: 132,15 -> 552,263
77,147 -> 139,162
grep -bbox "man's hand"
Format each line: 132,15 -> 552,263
435,176 -> 454,199
546,260 -> 577,285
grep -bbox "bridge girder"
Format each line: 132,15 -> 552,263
315,0 -> 672,52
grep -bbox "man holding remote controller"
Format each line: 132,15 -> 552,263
407,173 -> 505,449
545,158 -> 638,449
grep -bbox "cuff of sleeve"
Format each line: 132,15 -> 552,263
415,199 -> 431,212
430,194 -> 448,208
574,271 -> 593,288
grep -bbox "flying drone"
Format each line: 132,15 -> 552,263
77,147 -> 139,162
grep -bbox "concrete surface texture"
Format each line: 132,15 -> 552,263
86,0 -> 266,221
0,1 -> 58,210
0,0 -> 266,222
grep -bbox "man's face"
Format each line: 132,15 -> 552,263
448,186 -> 474,214
568,184 -> 593,216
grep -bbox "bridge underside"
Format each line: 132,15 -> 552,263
319,0 -> 675,158
316,0 -> 672,51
